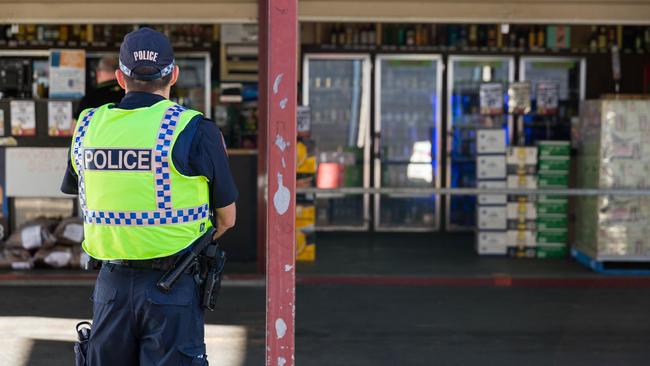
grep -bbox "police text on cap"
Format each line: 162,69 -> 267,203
133,50 -> 159,62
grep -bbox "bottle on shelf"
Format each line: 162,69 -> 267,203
528,26 -> 536,49
351,25 -> 360,45
598,26 -> 607,50
459,24 -> 468,48
508,30 -> 517,49
420,25 -> 431,46
589,26 -> 598,51
537,26 -> 545,49
337,25 -> 346,45
487,25 -> 497,48
518,26 -> 527,49
397,25 -> 407,46
478,24 -> 487,48
430,24 -> 438,46
359,25 -> 368,45
468,24 -> 478,47
342,24 -> 350,45
635,27 -> 643,51
329,24 -> 338,45
368,24 -> 376,45
448,25 -> 458,48
607,27 -> 616,48
406,26 -> 416,46
59,25 -> 69,42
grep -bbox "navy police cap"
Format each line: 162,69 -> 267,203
119,27 -> 175,81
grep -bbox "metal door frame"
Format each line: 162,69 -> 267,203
302,53 -> 372,231
373,53 -> 443,232
445,54 -> 515,232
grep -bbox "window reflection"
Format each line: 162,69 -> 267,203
407,141 -> 433,184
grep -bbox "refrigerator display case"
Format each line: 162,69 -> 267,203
374,54 -> 443,231
303,54 -> 371,231
446,55 -> 514,231
519,57 -> 586,143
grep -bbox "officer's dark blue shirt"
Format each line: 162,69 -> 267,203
61,92 -> 238,209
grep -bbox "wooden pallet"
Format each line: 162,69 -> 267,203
571,248 -> 650,275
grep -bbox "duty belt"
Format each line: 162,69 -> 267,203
105,255 -> 196,274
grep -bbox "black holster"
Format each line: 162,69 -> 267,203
74,321 -> 92,366
197,242 -> 226,311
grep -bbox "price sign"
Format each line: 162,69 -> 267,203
536,81 -> 560,116
10,100 -> 36,136
508,82 -> 531,115
480,83 -> 504,116
297,106 -> 311,137
48,101 -> 73,136
49,49 -> 86,99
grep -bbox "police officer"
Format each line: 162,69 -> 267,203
61,28 -> 237,365
74,55 -> 124,119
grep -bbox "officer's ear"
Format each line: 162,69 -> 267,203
115,70 -> 127,91
169,65 -> 180,87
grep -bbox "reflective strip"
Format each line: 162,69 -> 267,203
119,59 -> 175,79
159,61 -> 175,77
154,104 -> 185,210
118,60 -> 133,77
74,105 -> 208,226
83,203 -> 209,226
73,108 -> 97,216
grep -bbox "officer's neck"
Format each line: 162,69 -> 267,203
124,88 -> 170,100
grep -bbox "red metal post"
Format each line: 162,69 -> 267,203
259,0 -> 297,365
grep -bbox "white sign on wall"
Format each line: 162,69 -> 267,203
6,148 -> 69,198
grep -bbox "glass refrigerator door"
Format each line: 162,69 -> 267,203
519,57 -> 586,143
375,55 -> 442,231
446,56 -> 514,231
303,54 -> 371,231
172,53 -> 211,117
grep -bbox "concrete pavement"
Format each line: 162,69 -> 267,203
1,283 -> 650,365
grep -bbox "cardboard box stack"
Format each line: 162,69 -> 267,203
536,141 -> 571,258
575,99 -> 650,260
506,147 -> 538,257
476,129 -> 508,255
0,217 -> 88,269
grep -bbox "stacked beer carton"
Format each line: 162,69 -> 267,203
576,99 -> 650,261
536,141 -> 571,258
475,129 -> 508,255
506,147 -> 538,257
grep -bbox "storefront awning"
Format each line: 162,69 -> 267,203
0,0 -> 649,24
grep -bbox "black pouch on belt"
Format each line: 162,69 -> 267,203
200,242 -> 226,311
74,321 -> 92,366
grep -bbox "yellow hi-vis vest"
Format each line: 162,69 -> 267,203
71,100 -> 212,260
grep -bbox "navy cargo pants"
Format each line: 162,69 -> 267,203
86,263 -> 208,365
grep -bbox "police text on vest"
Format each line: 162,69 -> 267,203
84,148 -> 153,171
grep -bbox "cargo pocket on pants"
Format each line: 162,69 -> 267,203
74,341 -> 87,366
178,343 -> 208,366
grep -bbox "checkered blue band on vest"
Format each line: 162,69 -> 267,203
73,105 -> 209,226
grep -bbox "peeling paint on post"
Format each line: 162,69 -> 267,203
259,0 -> 297,365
